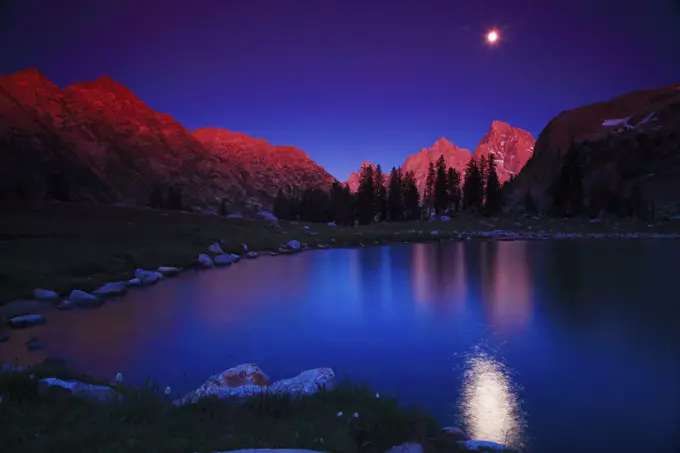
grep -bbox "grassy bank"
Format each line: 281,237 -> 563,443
0,363 -> 477,453
1,201 -> 679,305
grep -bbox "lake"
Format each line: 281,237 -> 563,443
2,240 -> 679,452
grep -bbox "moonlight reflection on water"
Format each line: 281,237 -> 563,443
460,347 -> 525,450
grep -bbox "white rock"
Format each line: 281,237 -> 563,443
246,251 -> 259,259
157,266 -> 180,276
134,268 -> 164,284
208,242 -> 225,254
33,289 -> 59,301
327,222 -> 337,227
440,215 -> 451,221
256,210 -> 278,222
197,254 -> 214,268
92,281 -> 128,297
589,218 -> 602,223
241,243 -> 248,251
8,313 -> 46,327
457,440 -> 510,451
270,367 -> 335,395
430,230 -> 439,236
214,254 -> 238,266
68,289 -> 102,307
303,225 -> 310,230
38,377 -> 123,403
285,240 -> 301,250
127,278 -> 142,286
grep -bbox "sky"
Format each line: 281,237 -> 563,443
2,0 -> 680,180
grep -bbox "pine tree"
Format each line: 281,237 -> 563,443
434,155 -> 448,215
462,159 -> 483,210
273,189 -> 288,219
387,167 -> 403,221
446,167 -> 461,212
479,155 -> 488,194
484,153 -> 502,213
149,186 -> 165,209
402,170 -> 421,220
424,161 -> 436,216
374,164 -> 387,222
167,186 -> 183,211
357,164 -> 375,225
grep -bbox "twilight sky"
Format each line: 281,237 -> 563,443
2,0 -> 680,180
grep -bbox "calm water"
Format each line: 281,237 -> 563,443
2,240 -> 679,452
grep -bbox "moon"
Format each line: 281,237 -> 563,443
486,30 -> 499,45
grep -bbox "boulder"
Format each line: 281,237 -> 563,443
8,313 -> 46,327
33,289 -> 59,301
257,211 -> 278,222
197,254 -> 214,268
26,337 -> 45,351
175,363 -> 271,404
214,254 -> 238,266
157,266 -> 180,276
241,243 -> 248,251
285,240 -> 301,250
208,242 -> 225,254
430,230 -> 439,236
384,443 -> 424,453
327,222 -> 337,227
134,269 -> 164,284
68,290 -> 103,307
38,377 -> 123,404
245,251 -> 259,259
440,215 -> 451,221
270,367 -> 335,395
127,277 -> 143,286
456,440 -> 509,451
92,281 -> 128,297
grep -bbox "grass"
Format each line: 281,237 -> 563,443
0,363 -> 485,453
1,200 -> 678,306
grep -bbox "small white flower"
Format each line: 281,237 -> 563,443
319,438 -> 324,444
164,386 -> 171,395
375,393 -> 380,398
353,412 -> 359,418
336,411 -> 343,417
114,372 -> 123,383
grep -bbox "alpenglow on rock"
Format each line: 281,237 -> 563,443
174,363 -> 335,405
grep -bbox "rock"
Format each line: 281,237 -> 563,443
38,377 -> 123,403
214,254 -> 238,266
208,242 -> 225,254
270,367 -> 335,395
440,426 -> 470,441
327,222 -> 337,227
8,313 -> 46,327
245,251 -> 259,259
384,443 -> 424,453
33,289 -> 59,301
26,337 -> 45,351
285,240 -> 301,250
226,213 -> 243,219
157,266 -> 180,276
92,281 -> 128,297
176,363 -> 271,404
0,334 -> 9,342
430,230 -> 440,236
256,210 -> 278,222
457,440 -> 510,451
197,254 -> 214,268
440,215 -> 451,221
127,277 -> 142,286
68,290 -> 103,307
56,300 -> 74,310
241,243 -> 248,251
303,225 -> 310,230
269,252 -> 279,256
134,268 -> 164,284
589,218 -> 603,223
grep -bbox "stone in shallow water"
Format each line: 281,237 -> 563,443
92,281 -> 128,297
68,290 -> 103,307
157,266 -> 180,276
285,240 -> 301,250
214,254 -> 238,266
197,253 -> 215,268
135,269 -> 164,284
457,440 -> 509,451
33,289 -> 59,301
208,242 -> 225,254
56,300 -> 74,310
8,313 -> 46,327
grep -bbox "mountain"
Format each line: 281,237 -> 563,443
0,68 -> 335,210
471,120 -> 535,183
506,83 -> 680,214
345,126 -> 535,195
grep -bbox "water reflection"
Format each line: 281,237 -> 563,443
460,346 -> 525,450
411,242 -> 468,313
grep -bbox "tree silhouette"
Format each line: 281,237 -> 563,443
402,170 -> 421,220
387,166 -> 403,221
434,155 -> 448,215
424,161 -> 436,216
484,153 -> 502,213
446,167 -> 461,212
462,159 -> 483,210
357,164 -> 375,225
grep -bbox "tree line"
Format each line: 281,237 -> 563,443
273,153 -> 505,225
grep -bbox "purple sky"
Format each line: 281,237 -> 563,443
2,0 -> 680,180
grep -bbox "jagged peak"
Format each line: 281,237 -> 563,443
3,67 -> 56,87
66,74 -> 138,99
432,136 -> 454,147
